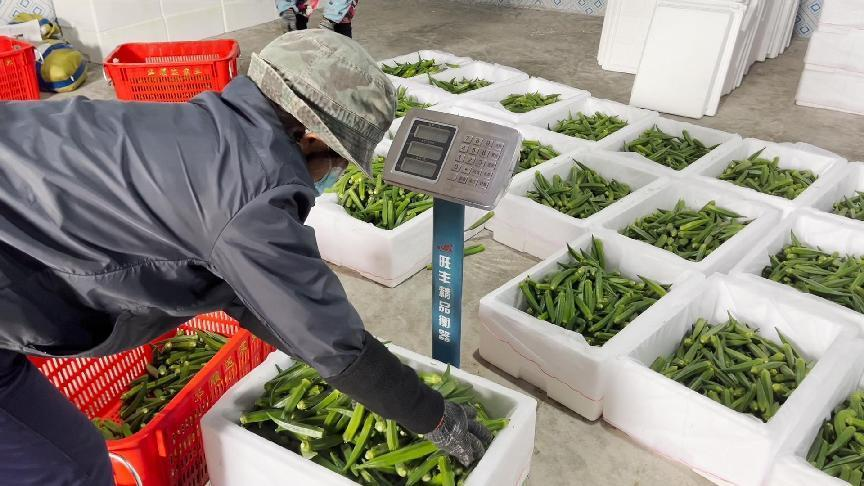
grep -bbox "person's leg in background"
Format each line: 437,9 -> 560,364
0,350 -> 113,486
276,0 -> 315,31
320,0 -> 358,38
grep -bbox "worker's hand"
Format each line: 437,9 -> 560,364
281,9 -> 299,32
425,401 -> 494,467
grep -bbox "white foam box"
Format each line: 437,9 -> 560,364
767,343 -> 864,486
452,78 -> 590,126
384,80 -> 458,139
731,208 -> 864,329
604,274 -> 862,486
479,231 -> 703,420
818,0 -> 864,29
53,0 -> 163,31
488,150 -> 667,259
603,117 -> 743,177
202,345 -> 538,486
594,177 -> 782,275
306,141 -> 486,287
522,97 -> 659,151
797,65 -> 864,117
378,50 -> 474,84
506,124 -> 586,187
804,26 -> 864,74
810,162 -> 864,224
630,0 -> 747,119
163,1 -> 226,41
386,103 -> 512,140
418,62 -> 529,98
221,0 -> 278,32
690,138 -> 848,214
598,0 -> 659,74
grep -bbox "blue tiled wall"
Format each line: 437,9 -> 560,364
0,0 -> 55,24
794,0 -> 823,38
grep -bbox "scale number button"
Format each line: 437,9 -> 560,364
463,135 -> 473,143
456,154 -> 466,163
457,175 -> 468,184
460,165 -> 472,174
493,141 -> 504,151
484,139 -> 493,148
459,144 -> 469,153
491,151 -> 501,161
472,137 -> 482,145
479,181 -> 490,190
469,146 -> 480,155
484,161 -> 498,169
479,149 -> 489,157
452,163 -> 462,171
470,168 -> 481,176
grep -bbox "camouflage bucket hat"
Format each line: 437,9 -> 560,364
248,30 -> 396,175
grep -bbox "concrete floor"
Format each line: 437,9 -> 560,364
48,1 -> 864,484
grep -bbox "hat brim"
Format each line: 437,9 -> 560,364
249,53 -> 376,175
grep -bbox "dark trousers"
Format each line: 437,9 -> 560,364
0,350 -> 114,486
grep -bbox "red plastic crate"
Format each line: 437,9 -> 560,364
30,312 -> 274,486
0,36 -> 39,101
103,40 -> 240,102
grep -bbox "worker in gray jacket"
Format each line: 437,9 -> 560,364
0,30 -> 490,486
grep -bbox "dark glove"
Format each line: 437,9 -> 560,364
425,401 -> 494,467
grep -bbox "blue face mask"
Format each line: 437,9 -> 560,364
314,165 -> 346,195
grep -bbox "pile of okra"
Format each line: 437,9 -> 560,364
428,76 -> 492,94
526,161 -> 631,219
621,200 -> 750,262
550,112 -> 628,141
396,87 -> 432,118
516,140 -> 559,173
650,317 -> 813,422
241,361 -> 508,486
499,92 -> 560,114
328,157 -> 433,230
381,58 -> 454,78
718,149 -> 818,200
762,233 -> 864,314
92,330 -> 228,439
834,192 -> 864,222
624,126 -> 717,171
808,390 -> 864,484
519,238 -> 670,346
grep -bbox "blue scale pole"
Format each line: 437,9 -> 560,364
431,198 -> 464,368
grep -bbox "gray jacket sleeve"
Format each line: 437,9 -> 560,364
210,185 -> 444,433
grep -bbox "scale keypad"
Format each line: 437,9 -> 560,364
448,134 -> 504,189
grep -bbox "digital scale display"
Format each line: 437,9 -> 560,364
384,108 -> 522,211
394,120 -> 456,181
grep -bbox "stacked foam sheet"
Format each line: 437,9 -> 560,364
599,0 -> 798,118
796,3 -> 864,116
